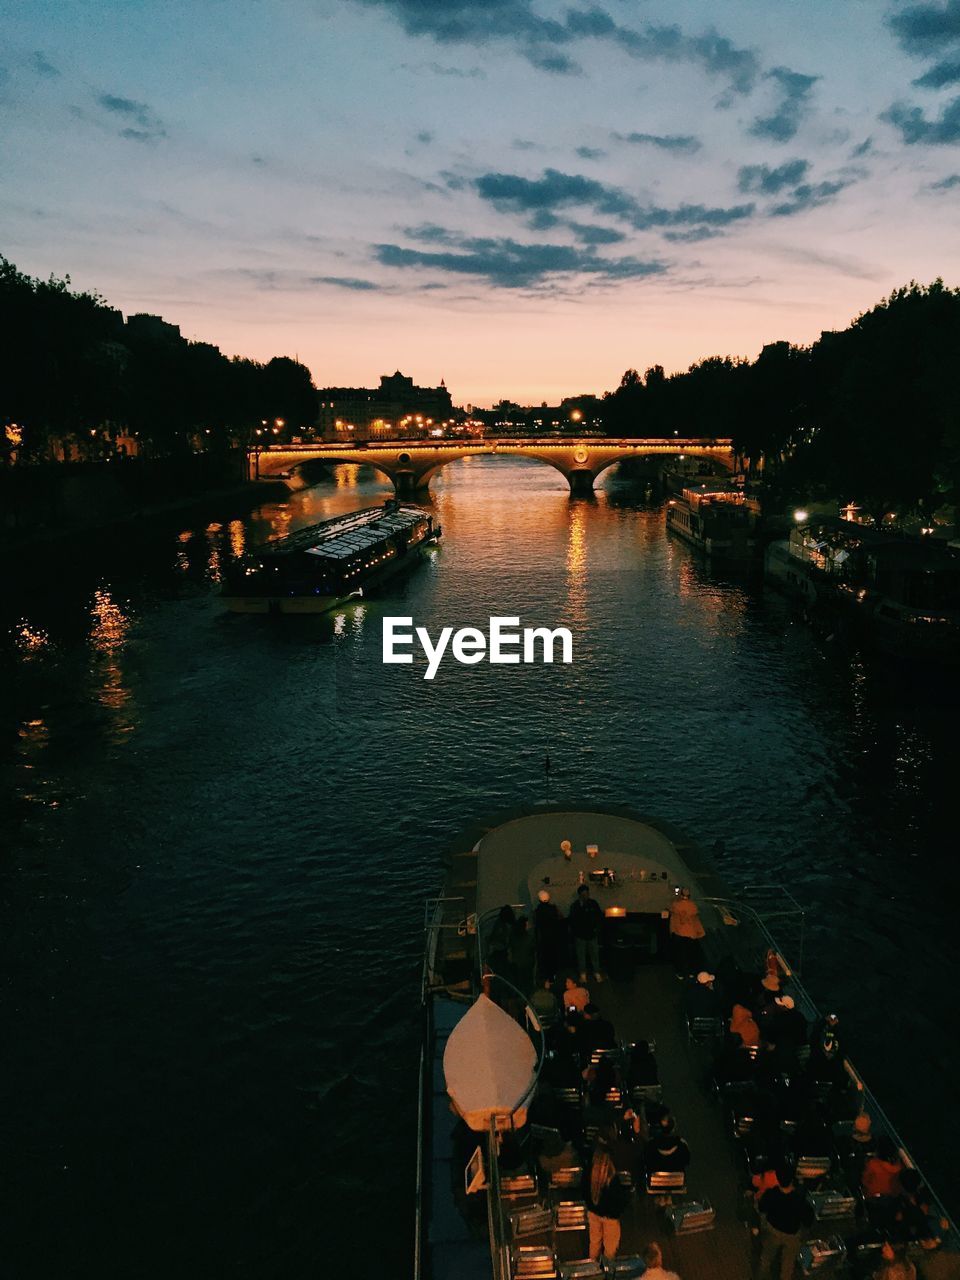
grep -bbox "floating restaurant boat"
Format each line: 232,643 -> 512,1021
221,500 -> 439,614
417,806 -> 958,1279
666,486 -> 761,562
765,516 -> 960,663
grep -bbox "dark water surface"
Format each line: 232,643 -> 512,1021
3,457 -> 959,1277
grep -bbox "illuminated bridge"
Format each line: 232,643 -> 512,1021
251,437 -> 735,496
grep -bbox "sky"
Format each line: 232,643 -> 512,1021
2,0 -> 960,407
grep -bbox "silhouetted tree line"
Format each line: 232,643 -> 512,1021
1,255 -> 316,463
603,281 -> 960,524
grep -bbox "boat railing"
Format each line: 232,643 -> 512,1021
705,894 -> 959,1249
704,888 -> 806,977
474,903 -> 526,985
421,895 -> 468,998
480,971 -> 548,1280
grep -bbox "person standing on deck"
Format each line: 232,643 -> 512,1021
668,887 -> 705,977
584,1149 -> 629,1262
534,889 -> 566,985
757,1165 -> 814,1280
569,883 -> 604,982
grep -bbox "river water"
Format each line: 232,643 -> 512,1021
3,457 -> 958,1277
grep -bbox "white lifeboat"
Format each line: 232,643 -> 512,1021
442,994 -> 537,1132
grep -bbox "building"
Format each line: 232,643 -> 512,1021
319,371 -> 455,440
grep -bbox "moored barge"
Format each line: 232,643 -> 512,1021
666,487 -> 761,562
221,500 -> 439,614
417,806 -> 959,1280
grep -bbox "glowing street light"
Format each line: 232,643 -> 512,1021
794,509 -> 809,523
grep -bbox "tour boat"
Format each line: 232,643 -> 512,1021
220,500 -> 439,614
666,487 -> 761,562
765,517 -> 960,663
416,805 -> 958,1279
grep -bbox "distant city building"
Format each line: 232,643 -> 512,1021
318,371 -> 455,440
124,313 -> 182,343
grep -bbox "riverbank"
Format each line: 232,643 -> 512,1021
1,452 -> 287,554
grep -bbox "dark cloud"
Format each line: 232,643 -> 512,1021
749,66 -> 818,142
566,221 -> 626,244
416,129 -> 433,144
850,137 -> 873,158
31,51 -> 60,78
374,226 -> 665,287
888,0 -> 960,57
913,57 -> 960,87
575,145 -> 606,159
663,227 -> 724,243
314,276 -> 382,291
512,139 -> 541,150
769,179 -> 850,217
355,0 -> 760,92
929,171 -> 960,187
737,158 -> 810,195
613,131 -> 701,153
470,166 -> 754,235
97,92 -> 166,141
883,94 -> 960,142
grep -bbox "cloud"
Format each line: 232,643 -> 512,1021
913,57 -> 960,87
929,171 -> 960,187
374,225 -> 666,287
737,158 -> 810,195
96,92 -> 166,141
314,276 -> 382,291
399,61 -> 486,78
470,166 -> 754,235
613,131 -> 701,153
31,51 -> 60,78
850,136 -> 873,158
769,178 -> 851,217
575,145 -> 606,159
883,94 -> 960,142
888,0 -> 960,57
566,221 -> 626,244
416,129 -> 433,144
355,1 -> 760,92
749,66 -> 818,142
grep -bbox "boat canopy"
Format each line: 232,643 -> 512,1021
442,994 -> 537,1131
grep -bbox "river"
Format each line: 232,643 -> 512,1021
2,456 -> 958,1277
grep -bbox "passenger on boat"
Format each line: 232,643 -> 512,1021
509,915 -> 536,993
625,1039 -> 659,1089
761,995 -> 808,1071
712,1031 -> 756,1088
560,839 -> 573,860
533,889 -> 566,985
668,888 -> 705,977
487,905 -> 516,978
584,1149 -> 630,1261
578,1003 -> 616,1063
871,1241 -> 917,1280
596,1116 -> 641,1181
730,1002 -> 761,1047
862,1136 -> 905,1229
536,1129 -> 577,1180
757,1164 -> 814,1280
644,1128 -> 691,1176
640,1242 -> 681,1280
562,974 -> 590,1014
684,970 -> 723,1020
892,1168 -> 936,1243
569,884 -> 604,982
530,978 -> 559,1027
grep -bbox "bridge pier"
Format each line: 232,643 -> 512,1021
568,469 -> 595,497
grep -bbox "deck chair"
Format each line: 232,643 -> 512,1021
513,1245 -> 559,1278
511,1204 -> 554,1242
646,1169 -> 687,1199
796,1154 -> 832,1185
558,1261 -> 603,1280
500,1172 -> 538,1205
798,1236 -> 848,1274
551,1196 -> 589,1235
604,1257 -> 646,1278
687,1014 -> 724,1043
549,1165 -> 583,1190
664,1198 -> 716,1234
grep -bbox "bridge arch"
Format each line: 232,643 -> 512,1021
414,450 -> 574,494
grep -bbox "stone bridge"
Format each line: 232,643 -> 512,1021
251,437 -> 734,496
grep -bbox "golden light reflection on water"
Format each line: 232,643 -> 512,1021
228,519 -> 246,560
13,619 -> 51,657
89,588 -> 136,733
565,500 -> 588,632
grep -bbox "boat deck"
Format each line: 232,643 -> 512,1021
585,962 -> 754,1278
